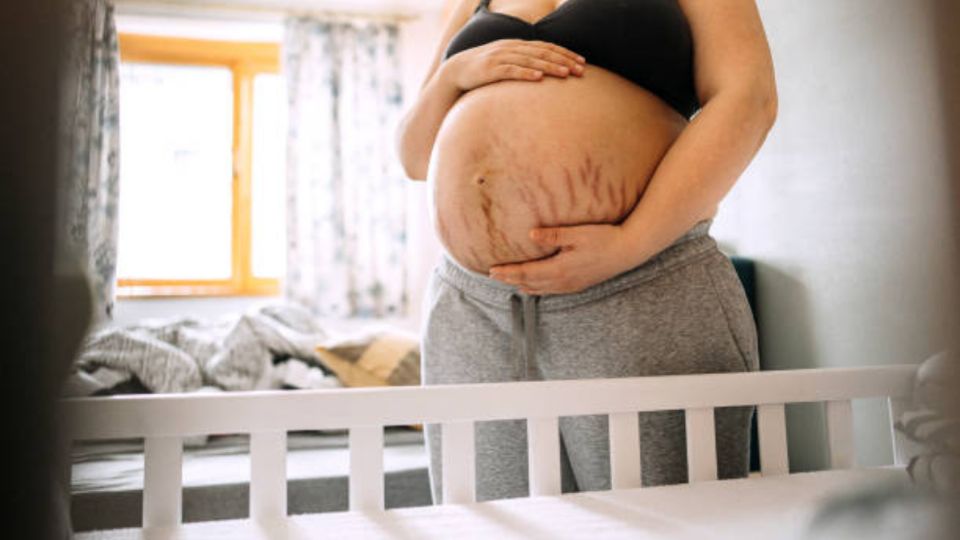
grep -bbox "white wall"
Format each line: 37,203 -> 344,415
711,0 -> 959,470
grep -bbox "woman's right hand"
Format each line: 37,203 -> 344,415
441,39 -> 586,92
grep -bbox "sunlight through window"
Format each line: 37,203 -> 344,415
114,35 -> 283,297
251,73 -> 287,279
117,63 -> 234,280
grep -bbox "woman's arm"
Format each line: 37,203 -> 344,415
396,64 -> 464,181
396,2 -> 586,181
395,0 -> 477,181
617,0 -> 777,266
488,0 -> 777,294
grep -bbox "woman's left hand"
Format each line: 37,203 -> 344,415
488,223 -> 638,295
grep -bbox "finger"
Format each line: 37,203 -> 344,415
499,53 -> 571,77
522,286 -> 568,296
523,40 -> 586,64
488,263 -> 521,282
488,263 -> 527,283
490,257 -> 565,287
512,44 -> 581,66
498,38 -> 584,64
521,280 -> 573,294
494,64 -> 543,81
530,227 -> 577,247
511,45 -> 584,74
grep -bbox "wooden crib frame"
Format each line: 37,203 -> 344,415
64,365 -> 917,536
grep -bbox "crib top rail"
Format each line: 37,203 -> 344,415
63,365 -> 916,441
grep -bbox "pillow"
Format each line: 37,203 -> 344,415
315,329 -> 422,430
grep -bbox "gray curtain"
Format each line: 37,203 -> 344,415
283,16 -> 408,318
61,0 -> 120,323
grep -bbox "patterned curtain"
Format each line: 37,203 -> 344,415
61,0 -> 121,323
283,16 -> 407,318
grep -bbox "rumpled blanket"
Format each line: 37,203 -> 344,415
63,304 -> 342,397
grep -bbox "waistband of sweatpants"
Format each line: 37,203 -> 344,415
435,218 -> 718,312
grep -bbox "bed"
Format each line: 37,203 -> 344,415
67,307 -> 434,531
65,364 -> 918,539
70,428 -> 431,531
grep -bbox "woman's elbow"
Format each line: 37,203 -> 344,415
402,162 -> 428,182
749,69 -> 779,131
399,151 -> 428,181
759,82 -> 778,130
735,68 -> 779,130
730,79 -> 777,141
395,125 -> 428,181
705,73 -> 778,132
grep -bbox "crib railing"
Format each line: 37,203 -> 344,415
63,365 -> 916,529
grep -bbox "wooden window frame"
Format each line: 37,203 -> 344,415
116,34 -> 282,298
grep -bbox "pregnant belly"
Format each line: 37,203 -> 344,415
427,65 -> 688,275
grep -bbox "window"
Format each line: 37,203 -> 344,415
115,34 -> 286,297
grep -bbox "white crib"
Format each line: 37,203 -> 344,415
65,365 -> 917,539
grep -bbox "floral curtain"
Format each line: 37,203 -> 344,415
61,0 -> 121,323
283,16 -> 407,318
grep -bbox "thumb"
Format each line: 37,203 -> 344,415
530,227 -> 574,247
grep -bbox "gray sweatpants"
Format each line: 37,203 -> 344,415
419,219 -> 759,504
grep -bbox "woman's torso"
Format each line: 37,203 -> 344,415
428,0 -> 696,274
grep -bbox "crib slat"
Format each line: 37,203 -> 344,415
685,408 -> 717,482
826,399 -> 855,469
757,404 -> 789,476
143,436 -> 182,528
528,416 -> 561,496
250,431 -> 287,521
349,425 -> 384,511
442,421 -> 476,504
609,412 -> 642,489
887,396 -> 910,466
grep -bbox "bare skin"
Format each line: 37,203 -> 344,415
428,65 -> 686,273
396,0 -> 777,293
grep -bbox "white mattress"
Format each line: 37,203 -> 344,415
77,467 -> 911,540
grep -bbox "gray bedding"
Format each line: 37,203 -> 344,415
65,304 -> 340,396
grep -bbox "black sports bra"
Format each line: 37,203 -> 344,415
443,0 -> 700,119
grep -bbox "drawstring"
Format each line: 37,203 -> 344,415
509,293 -> 540,380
